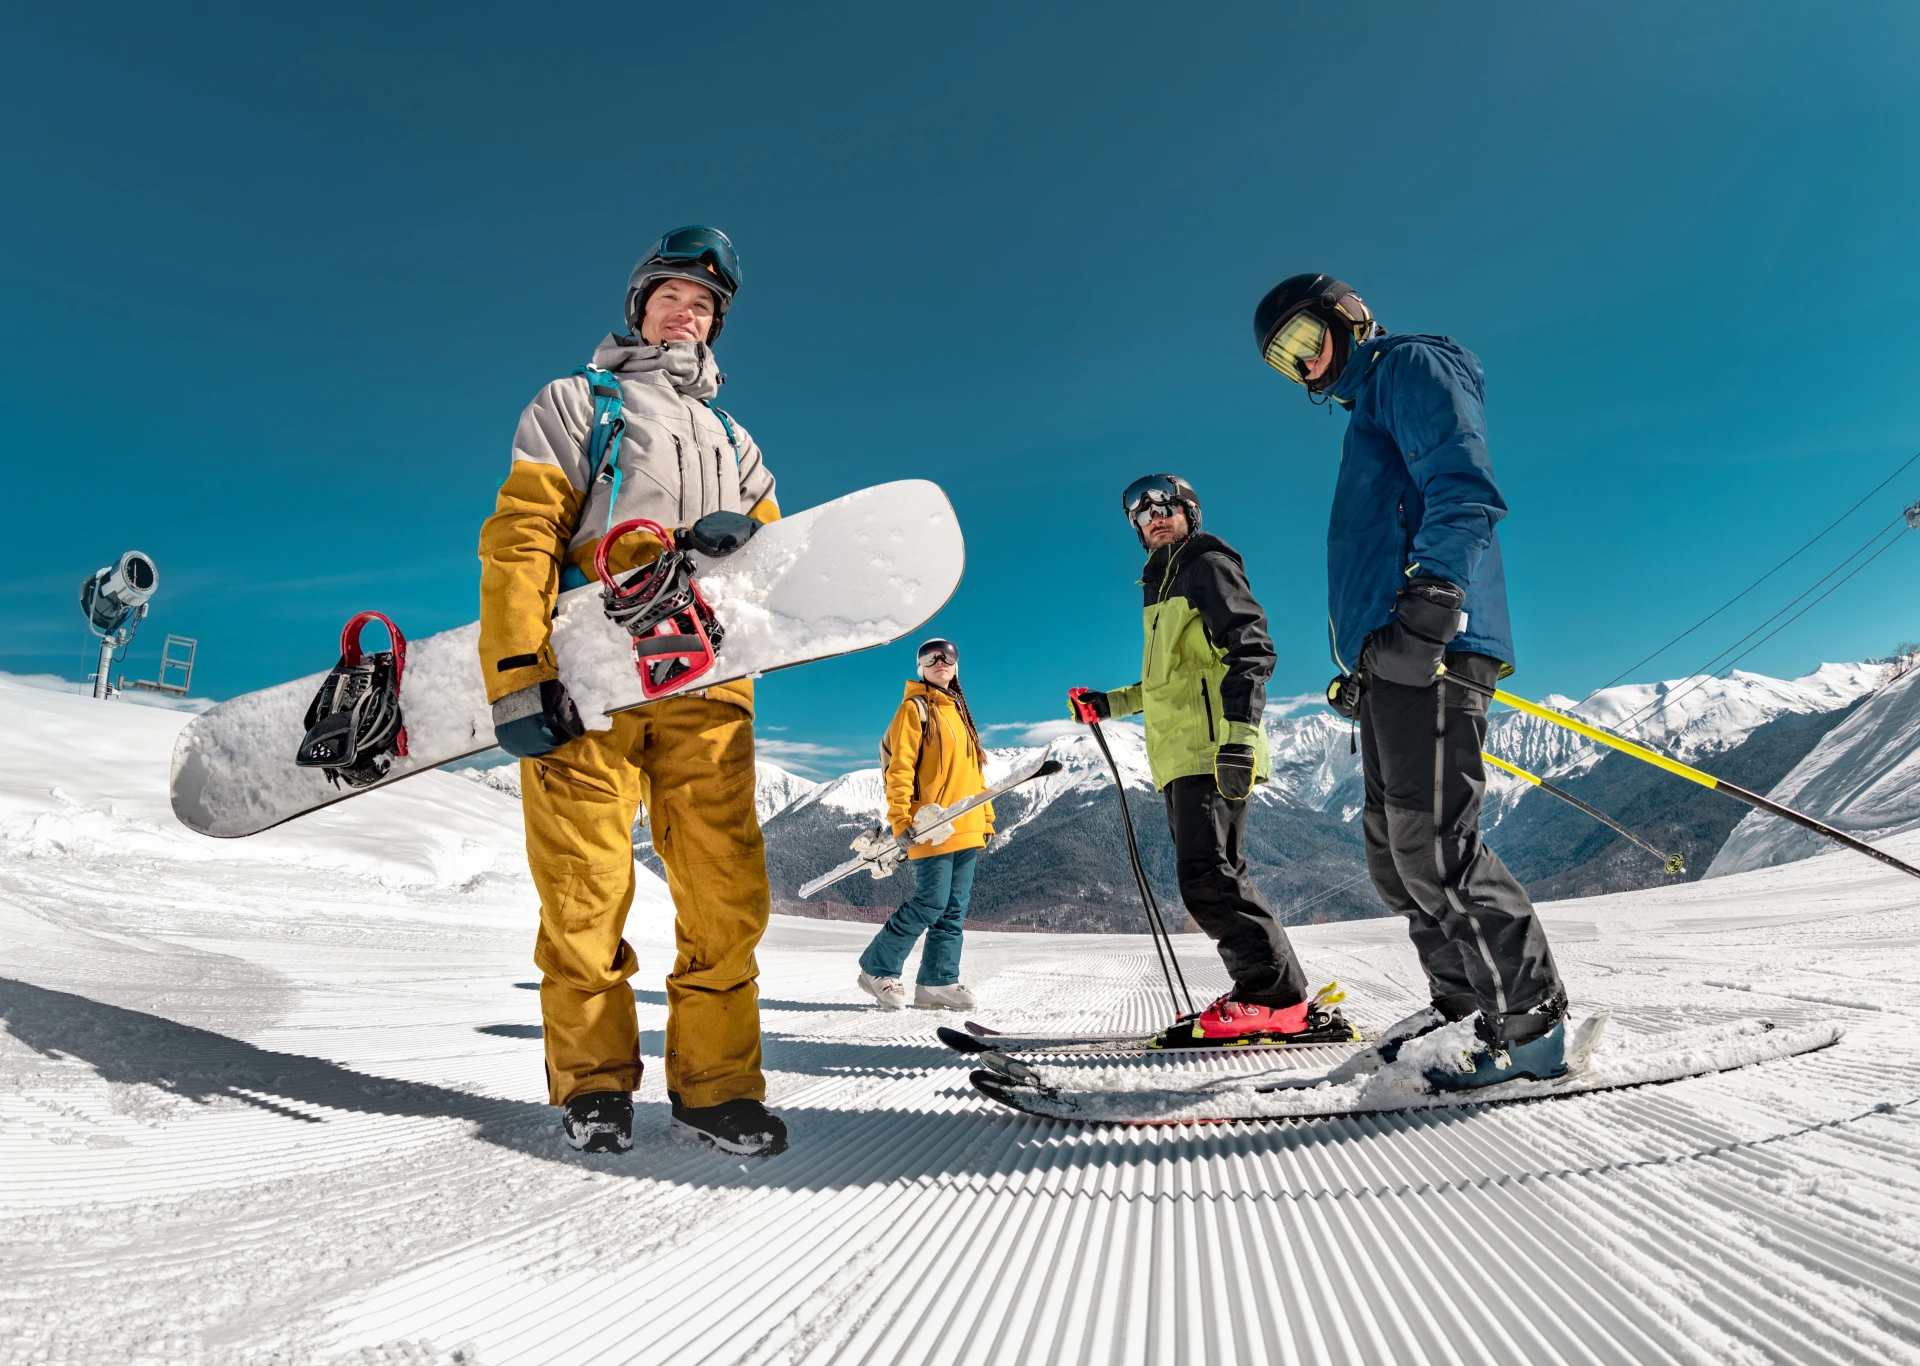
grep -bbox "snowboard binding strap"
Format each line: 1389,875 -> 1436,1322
595,519 -> 724,701
294,611 -> 409,789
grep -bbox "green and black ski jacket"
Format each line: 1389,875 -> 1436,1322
1106,533 -> 1275,791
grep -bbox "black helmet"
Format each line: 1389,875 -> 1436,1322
1122,473 -> 1201,547
626,225 -> 741,344
1253,273 -> 1375,394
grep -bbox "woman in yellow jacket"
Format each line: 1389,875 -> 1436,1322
857,639 -> 991,1010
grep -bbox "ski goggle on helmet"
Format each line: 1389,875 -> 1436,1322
1122,474 -> 1201,533
1254,274 -> 1375,390
636,225 -> 741,299
917,638 -> 959,668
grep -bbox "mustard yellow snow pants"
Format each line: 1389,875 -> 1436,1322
521,691 -> 769,1108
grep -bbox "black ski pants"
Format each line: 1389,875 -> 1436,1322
1359,651 -> 1564,1037
1162,774 -> 1309,1008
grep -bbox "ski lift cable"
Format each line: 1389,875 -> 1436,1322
1596,448 -> 1920,695
1613,510 -> 1909,738
1703,525 -> 1911,682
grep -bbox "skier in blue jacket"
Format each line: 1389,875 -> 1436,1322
1253,273 -> 1568,1090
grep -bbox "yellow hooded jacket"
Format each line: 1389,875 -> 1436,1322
883,681 -> 993,859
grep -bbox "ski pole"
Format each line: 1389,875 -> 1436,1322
1482,751 -> 1685,875
1439,666 -> 1920,881
1069,690 -> 1196,1017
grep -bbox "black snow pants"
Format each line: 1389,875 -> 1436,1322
1359,651 -> 1565,1040
1163,774 -> 1309,1008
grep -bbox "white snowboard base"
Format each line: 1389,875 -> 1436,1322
171,480 -> 964,837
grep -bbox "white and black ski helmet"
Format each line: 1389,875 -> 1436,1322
1122,474 -> 1201,547
625,225 -> 741,342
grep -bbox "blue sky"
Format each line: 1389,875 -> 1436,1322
4,3 -> 1917,776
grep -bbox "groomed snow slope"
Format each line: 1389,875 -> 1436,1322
4,678 -> 1920,1365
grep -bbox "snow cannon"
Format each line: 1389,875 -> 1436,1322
80,551 -> 157,637
78,550 -> 158,699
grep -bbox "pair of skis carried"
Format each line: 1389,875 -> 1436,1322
797,748 -> 1064,900
948,1012 -> 1844,1126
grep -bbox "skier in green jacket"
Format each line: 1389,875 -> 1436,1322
1071,474 -> 1354,1048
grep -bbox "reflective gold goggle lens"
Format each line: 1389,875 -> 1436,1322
1263,311 -> 1329,383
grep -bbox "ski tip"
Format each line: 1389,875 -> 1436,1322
937,1026 -> 992,1054
963,1020 -> 1003,1037
1035,758 -> 1064,777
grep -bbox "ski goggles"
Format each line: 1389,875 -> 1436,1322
638,226 -> 741,296
1262,310 -> 1331,384
1122,476 -> 1187,527
917,638 -> 959,666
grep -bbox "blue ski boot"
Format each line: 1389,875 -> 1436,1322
1424,1006 -> 1569,1092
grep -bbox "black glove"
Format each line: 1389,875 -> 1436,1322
1364,578 -> 1465,688
1069,688 -> 1110,722
675,510 -> 760,557
1326,672 -> 1364,720
492,679 -> 586,758
1214,743 -> 1256,801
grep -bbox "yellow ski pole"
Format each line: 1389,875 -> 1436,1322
1482,752 -> 1685,875
1440,665 -> 1920,881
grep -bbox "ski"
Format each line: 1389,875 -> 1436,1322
937,1015 -> 1367,1058
798,750 -> 1063,899
968,1016 -> 1843,1126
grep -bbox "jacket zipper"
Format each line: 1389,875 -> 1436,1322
672,434 -> 688,522
1201,678 -> 1216,742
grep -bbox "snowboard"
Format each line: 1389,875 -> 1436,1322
797,749 -> 1063,899
968,1016 -> 1843,1126
172,480 -> 965,837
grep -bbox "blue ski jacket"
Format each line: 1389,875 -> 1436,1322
1323,333 -> 1515,675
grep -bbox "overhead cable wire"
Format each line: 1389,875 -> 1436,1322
1596,448 -> 1920,695
1705,525 -> 1911,680
1613,510 -> 1909,738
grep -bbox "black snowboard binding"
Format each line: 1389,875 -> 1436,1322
595,518 -> 725,700
295,611 -> 409,789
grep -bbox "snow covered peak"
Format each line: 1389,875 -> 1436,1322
755,761 -> 822,823
1709,661 -> 1920,875
1568,661 -> 1886,762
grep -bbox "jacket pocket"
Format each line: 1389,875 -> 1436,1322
1200,678 -> 1216,743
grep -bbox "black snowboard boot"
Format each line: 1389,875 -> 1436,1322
561,1091 -> 633,1153
669,1091 -> 788,1157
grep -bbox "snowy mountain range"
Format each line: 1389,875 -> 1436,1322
440,658 -> 1906,927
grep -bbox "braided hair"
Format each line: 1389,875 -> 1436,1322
917,660 -> 983,761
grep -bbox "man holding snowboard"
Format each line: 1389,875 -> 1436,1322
1253,272 -> 1569,1087
477,227 -> 787,1156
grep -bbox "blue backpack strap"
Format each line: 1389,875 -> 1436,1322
704,400 -> 742,457
560,365 -> 627,591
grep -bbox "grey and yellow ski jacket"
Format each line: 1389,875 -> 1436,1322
1105,533 -> 1275,791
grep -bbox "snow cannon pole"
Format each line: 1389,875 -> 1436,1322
1441,667 -> 1920,882
1482,752 -> 1685,875
1069,689 -> 1195,1017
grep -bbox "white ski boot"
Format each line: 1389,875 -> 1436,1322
858,972 -> 909,1010
914,983 -> 976,1011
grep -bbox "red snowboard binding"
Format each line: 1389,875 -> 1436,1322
595,519 -> 725,701
294,611 -> 409,788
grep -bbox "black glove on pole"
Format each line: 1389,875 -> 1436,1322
1325,672 -> 1364,720
1214,743 -> 1256,801
1068,688 -> 1111,721
1364,578 -> 1466,688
